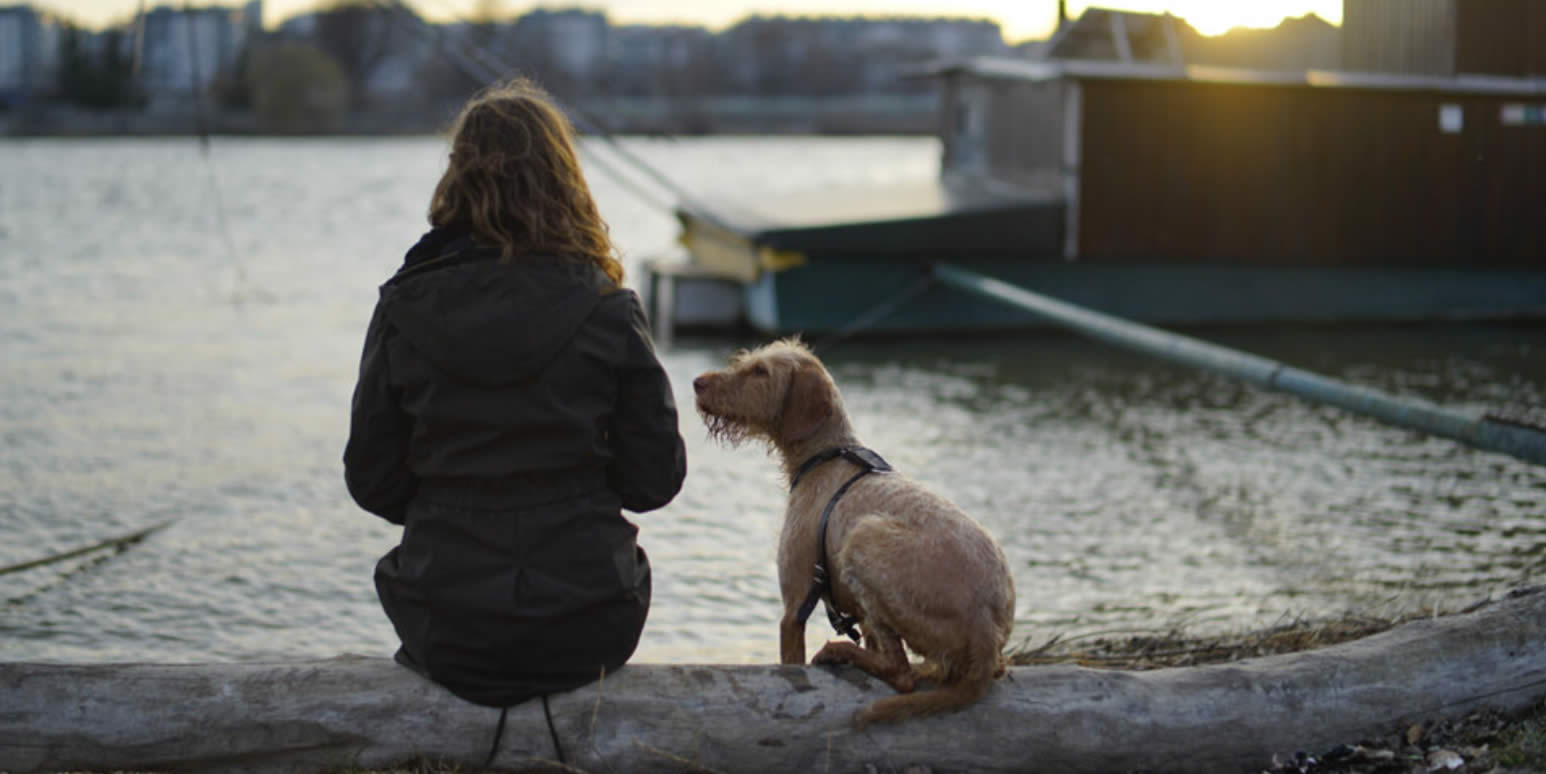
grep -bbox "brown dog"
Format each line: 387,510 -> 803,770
693,338 -> 1015,727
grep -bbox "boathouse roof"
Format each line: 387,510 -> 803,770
922,56 -> 1546,97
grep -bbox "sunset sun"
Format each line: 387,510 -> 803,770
1148,0 -> 1344,35
988,0 -> 1344,40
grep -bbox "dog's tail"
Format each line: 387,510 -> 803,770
853,635 -> 1003,728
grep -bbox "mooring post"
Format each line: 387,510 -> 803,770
931,262 -> 1546,467
644,260 -> 676,351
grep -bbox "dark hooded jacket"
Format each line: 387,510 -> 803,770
344,227 -> 686,707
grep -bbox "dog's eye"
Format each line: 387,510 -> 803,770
750,364 -> 770,377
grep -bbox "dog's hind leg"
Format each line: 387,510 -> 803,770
853,647 -> 996,729
812,626 -> 916,694
830,516 -> 1004,728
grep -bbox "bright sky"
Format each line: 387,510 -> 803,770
60,0 -> 1343,42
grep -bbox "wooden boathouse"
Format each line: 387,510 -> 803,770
648,2 -> 1546,334
936,0 -> 1546,271
934,58 -> 1546,268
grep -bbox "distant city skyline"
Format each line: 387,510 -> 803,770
50,0 -> 1343,42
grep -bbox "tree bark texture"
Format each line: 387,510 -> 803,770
2,588 -> 1543,774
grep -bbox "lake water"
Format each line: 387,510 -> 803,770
2,135 -> 1543,666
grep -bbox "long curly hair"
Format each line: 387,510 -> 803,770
429,78 -> 623,286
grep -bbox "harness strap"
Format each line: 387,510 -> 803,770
790,447 -> 893,643
789,447 -> 846,491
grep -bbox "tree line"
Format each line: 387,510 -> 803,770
50,0 -> 974,127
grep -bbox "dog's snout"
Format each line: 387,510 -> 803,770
693,374 -> 710,393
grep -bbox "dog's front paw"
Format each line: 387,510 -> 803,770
914,659 -> 947,684
811,641 -> 858,666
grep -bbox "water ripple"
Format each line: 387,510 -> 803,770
2,137 -> 1543,665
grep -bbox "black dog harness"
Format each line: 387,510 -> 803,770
789,446 -> 894,643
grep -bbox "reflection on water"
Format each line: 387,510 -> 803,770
1,137 -> 1543,665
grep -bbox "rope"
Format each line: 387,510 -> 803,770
415,0 -> 680,146
809,270 -> 935,353
130,0 -> 147,77
369,0 -> 689,217
181,1 -> 246,299
0,520 -> 176,577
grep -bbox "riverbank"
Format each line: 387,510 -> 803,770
330,593 -> 1546,774
355,706 -> 1546,774
1010,593 -> 1546,774
52,703 -> 1546,774
10,588 -> 1545,774
367,592 -> 1546,774
0,94 -> 938,137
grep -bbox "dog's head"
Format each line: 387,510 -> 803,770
693,337 -> 840,448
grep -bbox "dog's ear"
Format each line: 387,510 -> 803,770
778,361 -> 833,444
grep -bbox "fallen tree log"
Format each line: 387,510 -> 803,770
3,588 -> 1544,774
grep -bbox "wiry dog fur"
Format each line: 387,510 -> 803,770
693,338 -> 1015,728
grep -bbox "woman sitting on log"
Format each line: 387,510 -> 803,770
343,78 -> 687,708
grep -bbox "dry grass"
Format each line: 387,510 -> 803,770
1003,592 -> 1546,773
1007,611 -> 1418,671
1497,706 -> 1546,770
1007,591 -> 1541,672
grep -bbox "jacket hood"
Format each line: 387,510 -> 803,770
377,228 -> 609,387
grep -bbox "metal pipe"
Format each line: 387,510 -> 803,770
932,262 -> 1546,467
